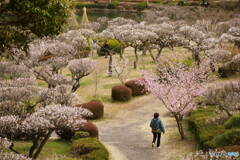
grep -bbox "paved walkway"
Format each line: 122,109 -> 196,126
96,96 -> 196,160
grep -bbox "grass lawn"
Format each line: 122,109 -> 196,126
73,47 -> 192,117
13,47 -> 192,159
14,139 -> 73,160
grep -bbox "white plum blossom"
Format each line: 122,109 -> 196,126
68,58 -> 96,92
57,30 -> 90,58
0,115 -> 21,138
0,105 -> 92,159
34,66 -> 71,88
202,80 -> 240,117
0,152 -> 32,160
221,27 -> 240,47
113,58 -> 129,84
178,25 -> 218,64
108,17 -> 137,26
40,85 -> 73,106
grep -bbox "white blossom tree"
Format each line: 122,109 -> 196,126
113,57 -> 129,84
68,58 -> 96,92
0,60 -> 93,159
202,80 -> 240,118
0,105 -> 92,159
147,22 -> 181,62
178,25 -> 219,65
221,27 -> 240,48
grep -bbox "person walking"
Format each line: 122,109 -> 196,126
150,112 -> 165,148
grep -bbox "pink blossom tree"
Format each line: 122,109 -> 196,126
141,61 -> 209,139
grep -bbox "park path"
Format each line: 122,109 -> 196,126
95,95 -> 196,160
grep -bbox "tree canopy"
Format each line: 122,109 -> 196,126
0,0 -> 72,52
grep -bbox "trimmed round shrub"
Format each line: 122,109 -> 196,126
125,79 -> 147,96
80,121 -> 99,138
56,127 -> 75,141
71,138 -> 109,160
98,39 -> 123,56
111,85 -> 132,101
56,121 -> 99,140
72,131 -> 90,140
76,100 -> 104,120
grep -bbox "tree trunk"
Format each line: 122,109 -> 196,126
192,51 -> 200,65
108,53 -> 113,76
174,115 -> 185,140
149,49 -> 156,63
155,48 -> 163,61
33,130 -> 53,159
9,143 -> 19,154
119,48 -> 123,59
29,138 -> 40,157
134,47 -> 138,69
210,61 -> 215,72
72,79 -> 80,92
142,48 -> 147,56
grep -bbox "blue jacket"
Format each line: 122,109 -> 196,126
150,118 -> 165,133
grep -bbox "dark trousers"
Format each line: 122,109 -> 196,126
152,132 -> 161,147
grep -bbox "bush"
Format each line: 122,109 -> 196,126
218,64 -> 235,78
224,113 -> 240,129
107,39 -> 123,54
72,131 -> 90,140
218,55 -> 240,77
76,3 -> 107,9
56,121 -> 98,140
111,85 -> 132,101
188,106 -> 225,150
80,121 -> 99,138
135,2 -> 148,11
56,127 -> 75,141
206,129 -> 240,148
71,138 -> 109,160
76,100 -> 104,120
106,1 -> 118,9
98,39 -> 123,56
125,79 -> 147,96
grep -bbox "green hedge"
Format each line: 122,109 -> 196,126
188,106 -> 225,149
107,1 -> 118,9
188,106 -> 240,150
224,113 -> 240,129
76,3 -> 107,9
71,138 -> 109,160
134,2 -> 148,11
206,129 -> 240,148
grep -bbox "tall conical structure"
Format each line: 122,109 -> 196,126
81,7 -> 89,25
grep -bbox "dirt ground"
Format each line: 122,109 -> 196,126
96,95 -> 197,160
